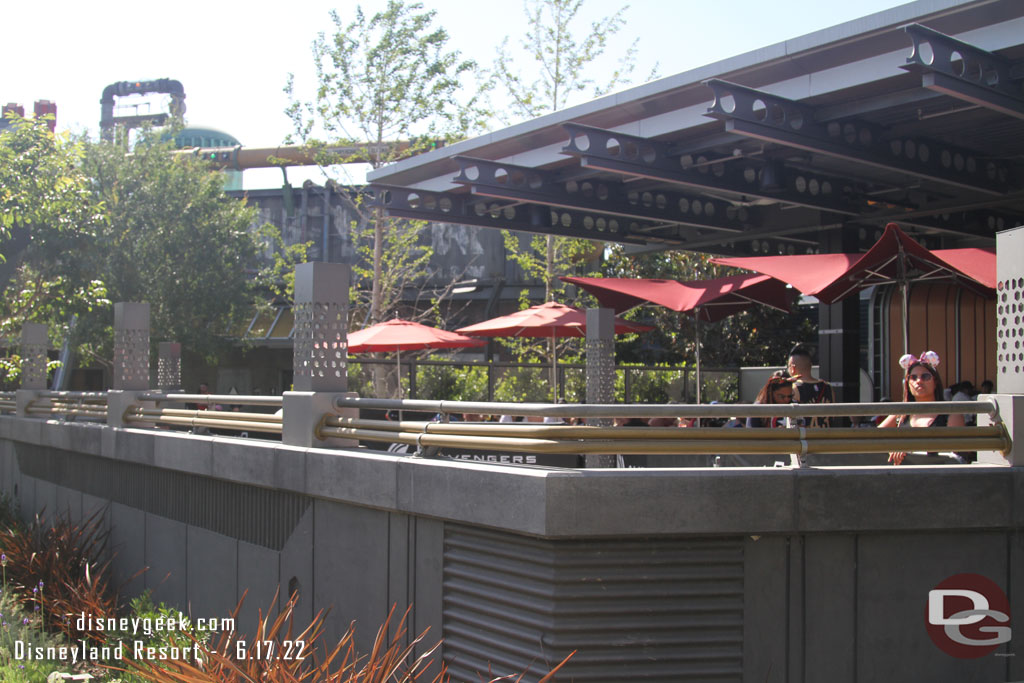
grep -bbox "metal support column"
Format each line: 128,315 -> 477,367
585,308 -> 616,467
818,230 -> 861,405
284,262 -> 357,448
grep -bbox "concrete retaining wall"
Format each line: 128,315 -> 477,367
0,415 -> 1020,682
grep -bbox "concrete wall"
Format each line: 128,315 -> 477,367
0,415 -> 1021,682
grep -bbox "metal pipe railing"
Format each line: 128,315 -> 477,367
318,417 -> 1009,456
333,396 -> 997,420
324,417 -> 1004,441
137,392 -> 283,407
124,407 -> 282,434
37,391 -> 110,400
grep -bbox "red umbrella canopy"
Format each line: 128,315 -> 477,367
710,223 -> 995,304
562,273 -> 793,322
346,319 -> 486,353
456,301 -> 651,338
931,247 -> 997,290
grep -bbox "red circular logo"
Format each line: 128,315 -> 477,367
925,573 -> 1011,658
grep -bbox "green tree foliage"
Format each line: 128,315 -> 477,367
78,131 -> 270,364
0,114 -> 107,342
285,0 -> 484,326
493,0 -> 646,122
600,245 -> 815,369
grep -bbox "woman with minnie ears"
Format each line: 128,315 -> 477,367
878,351 -> 964,464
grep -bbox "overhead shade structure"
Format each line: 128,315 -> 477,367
347,319 -> 485,398
711,223 -> 996,352
456,301 -> 651,401
563,274 -> 793,405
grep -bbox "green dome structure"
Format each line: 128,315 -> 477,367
175,126 -> 243,191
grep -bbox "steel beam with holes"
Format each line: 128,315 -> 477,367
366,184 -> 677,245
856,206 -> 1018,238
451,155 -> 754,235
903,24 -> 1024,121
560,122 -> 864,216
703,79 -> 1014,196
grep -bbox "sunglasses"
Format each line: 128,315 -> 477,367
908,372 -> 933,382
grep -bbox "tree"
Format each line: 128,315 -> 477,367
285,0 -> 484,326
77,130 -> 272,366
0,114 -> 107,385
493,0 -> 653,302
490,0 -> 652,375
493,0 -> 646,123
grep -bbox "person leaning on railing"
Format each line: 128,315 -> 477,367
746,375 -> 797,428
877,351 -> 964,465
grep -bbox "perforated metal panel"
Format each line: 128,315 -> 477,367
292,263 -> 349,392
20,323 -> 48,390
113,303 -> 150,390
996,226 -> 1024,393
442,525 -> 744,682
157,342 -> 182,391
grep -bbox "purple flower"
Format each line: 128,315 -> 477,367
22,617 -> 29,625
0,553 -> 7,566
32,587 -> 37,594
38,580 -> 43,588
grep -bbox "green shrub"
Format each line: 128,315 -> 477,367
415,360 -> 488,401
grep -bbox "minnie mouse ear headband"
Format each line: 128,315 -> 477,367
899,351 -> 940,371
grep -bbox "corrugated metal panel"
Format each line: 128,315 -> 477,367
16,445 -> 308,550
443,525 -> 744,682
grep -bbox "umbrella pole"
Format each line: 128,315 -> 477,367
551,332 -> 558,403
396,349 -> 403,421
695,312 -> 702,427
901,281 -> 910,355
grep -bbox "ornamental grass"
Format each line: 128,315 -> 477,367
114,592 -> 573,683
0,502 -> 121,643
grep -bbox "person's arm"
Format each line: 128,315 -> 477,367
947,412 -> 965,428
877,414 -> 900,429
877,414 -> 906,464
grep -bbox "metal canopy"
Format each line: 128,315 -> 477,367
367,0 -> 1024,257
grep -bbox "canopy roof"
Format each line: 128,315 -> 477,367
562,273 -> 792,322
456,301 -> 651,338
346,318 -> 485,353
711,222 -> 995,303
368,0 -> 1024,258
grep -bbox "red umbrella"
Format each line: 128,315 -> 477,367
711,223 -> 996,351
456,301 -> 651,400
562,274 -> 793,404
347,319 -> 485,398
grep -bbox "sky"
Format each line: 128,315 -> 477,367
5,0 -> 912,188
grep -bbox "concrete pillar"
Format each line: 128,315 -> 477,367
585,308 -> 616,468
109,303 -> 151,428
979,395 -> 1024,466
996,225 -> 1023,394
157,342 -> 182,392
113,303 -> 150,390
19,323 -> 48,390
15,323 -> 48,418
284,262 -> 355,448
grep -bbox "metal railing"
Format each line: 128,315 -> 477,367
0,391 -> 14,414
326,397 -> 1009,463
2,390 -> 1012,465
24,391 -> 109,421
127,393 -> 283,434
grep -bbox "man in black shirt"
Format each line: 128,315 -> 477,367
786,344 -> 834,428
